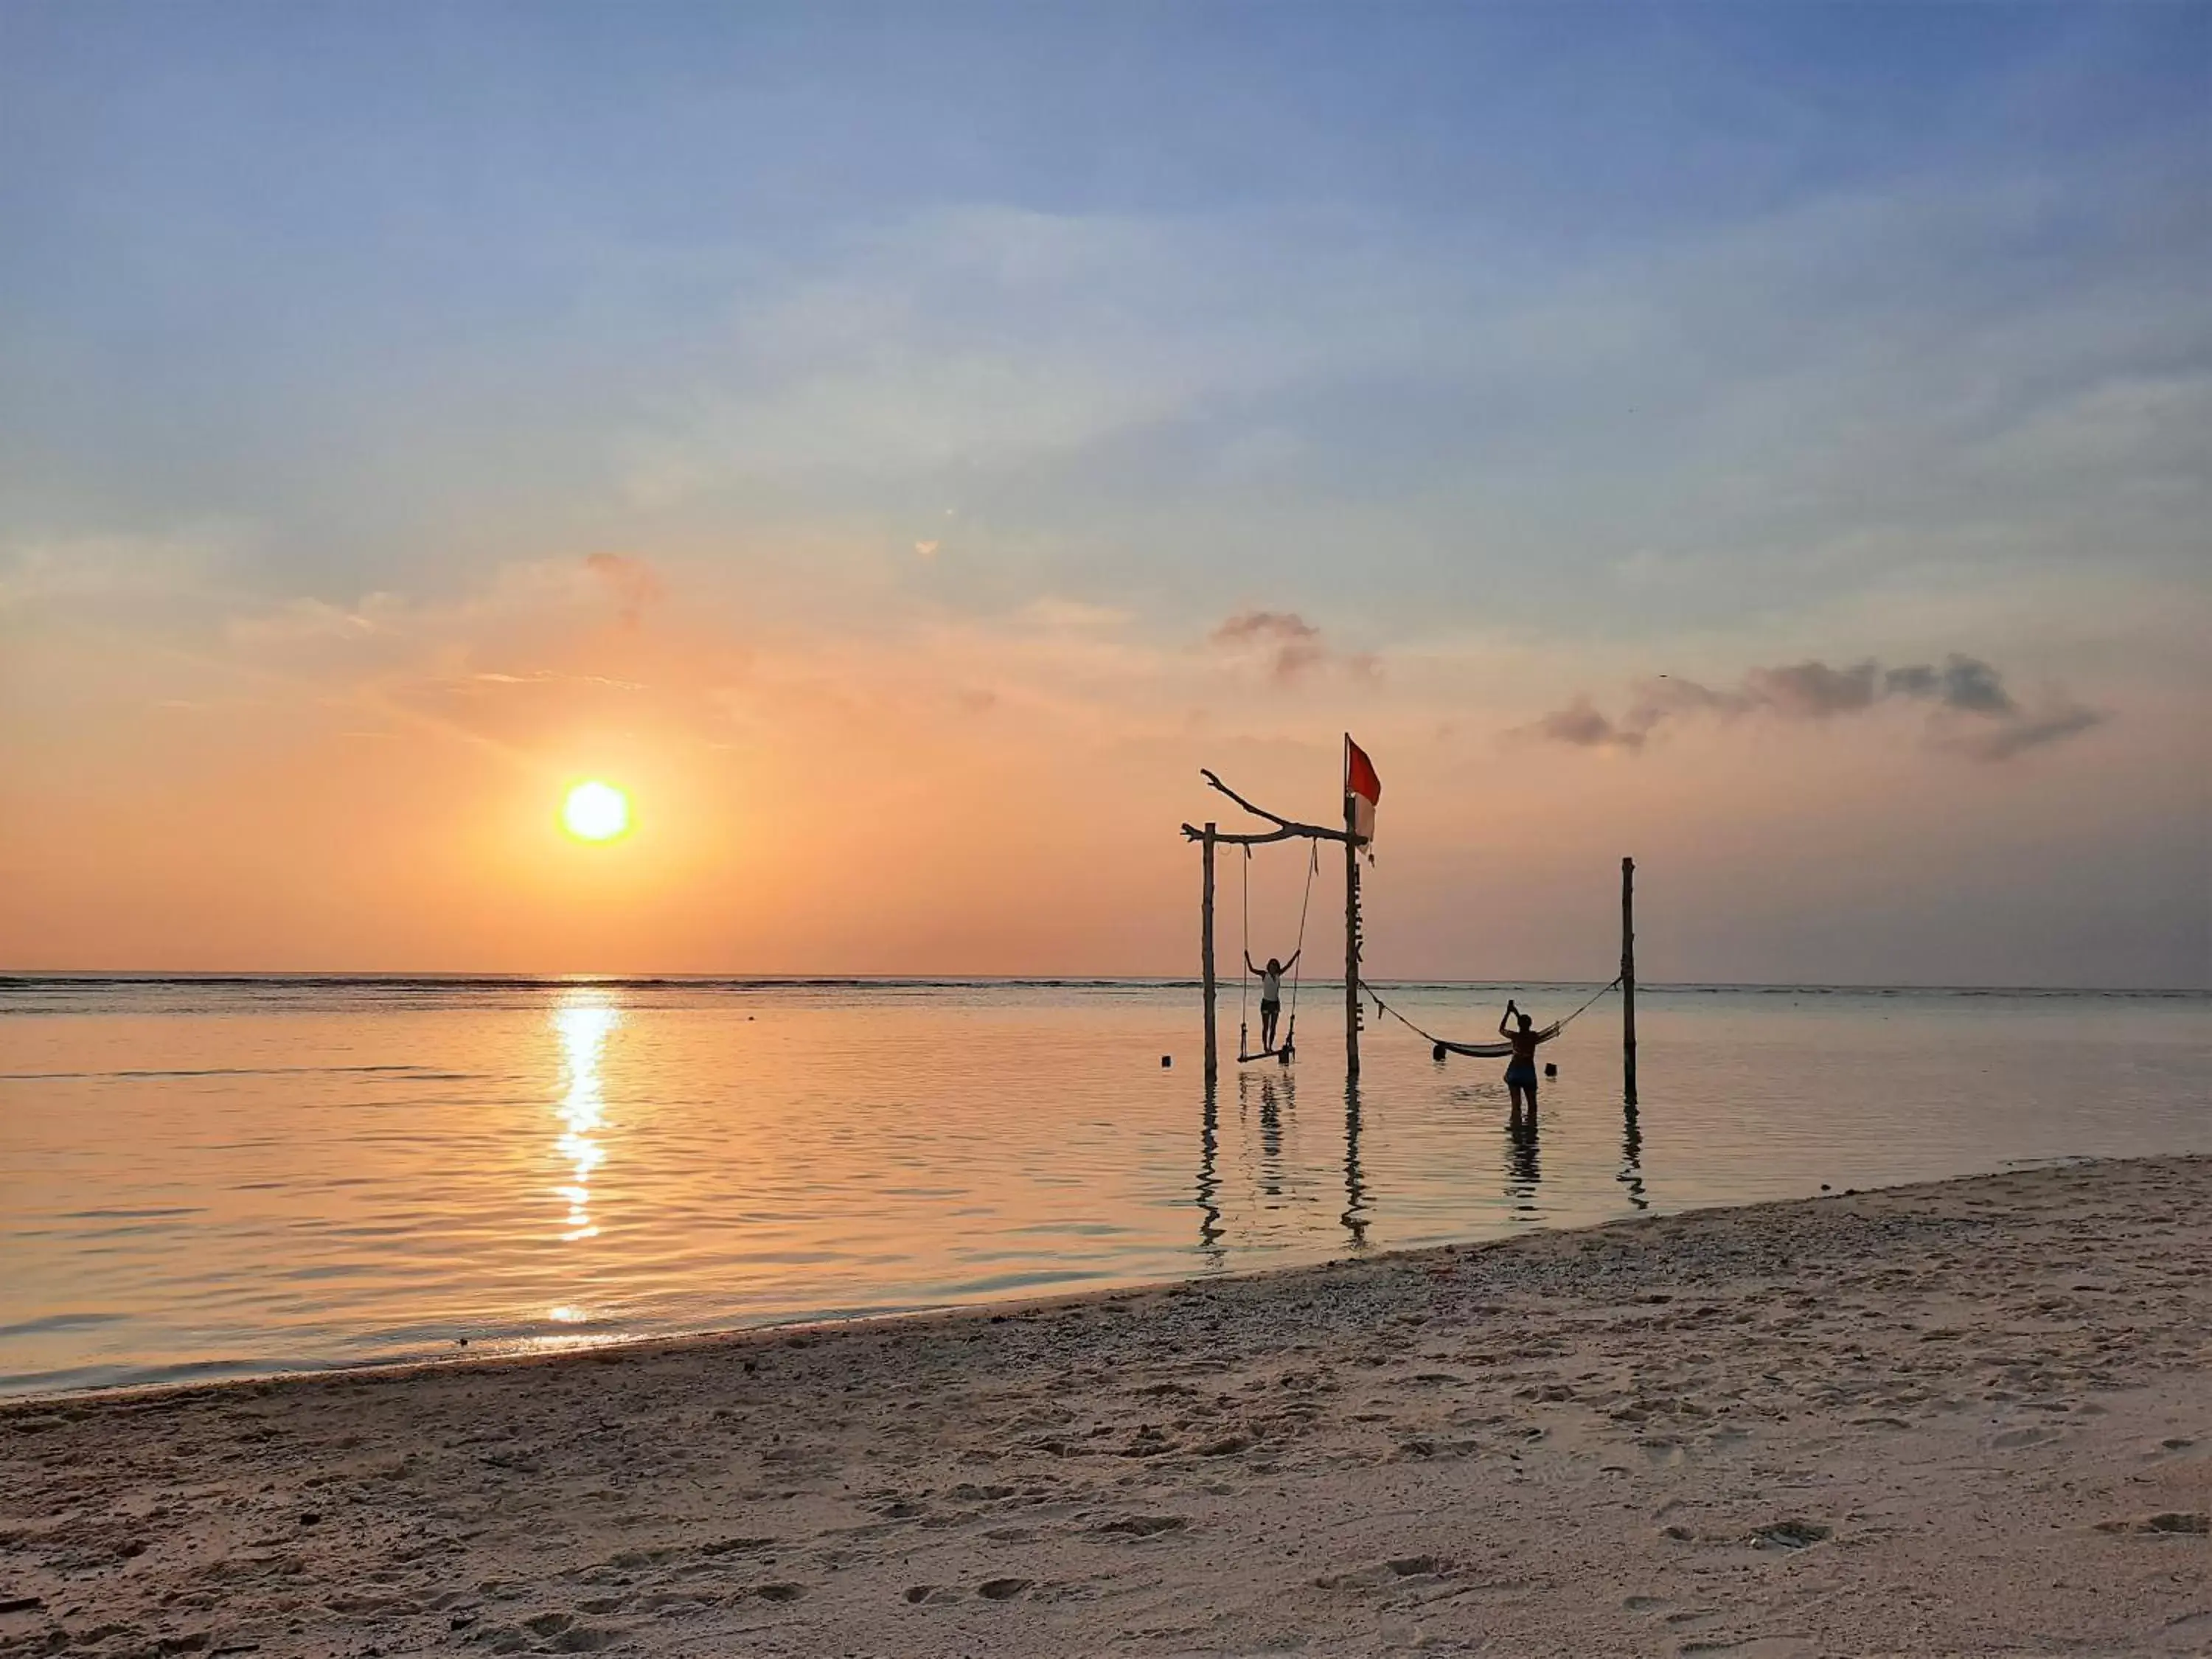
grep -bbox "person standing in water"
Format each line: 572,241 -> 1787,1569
1498,998 -> 1554,1115
1245,947 -> 1301,1053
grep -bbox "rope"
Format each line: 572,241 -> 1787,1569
1237,840 -> 1319,1063
1239,846 -> 1251,1059
1360,977 -> 1621,1059
1281,838 -> 1319,1053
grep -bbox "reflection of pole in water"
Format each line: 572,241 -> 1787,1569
1618,1102 -> 1648,1211
1194,1082 -> 1224,1256
1254,1072 -> 1291,1200
1503,1104 -> 1542,1214
1340,1078 -> 1369,1248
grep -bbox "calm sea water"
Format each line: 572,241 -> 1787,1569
1,977 -> 2206,1397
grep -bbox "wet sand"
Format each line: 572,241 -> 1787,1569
2,1155 -> 2208,1658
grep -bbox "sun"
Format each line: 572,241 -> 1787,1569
561,781 -> 630,842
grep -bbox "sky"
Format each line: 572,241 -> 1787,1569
1,1 -> 2205,986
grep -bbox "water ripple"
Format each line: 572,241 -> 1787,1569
1,981 -> 2205,1397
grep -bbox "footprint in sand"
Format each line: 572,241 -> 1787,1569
1747,1520 -> 1831,1550
1093,1514 -> 1189,1537
519,1613 -> 627,1652
1316,1555 -> 1450,1590
2095,1512 -> 2208,1536
2158,1608 -> 2212,1644
976,1576 -> 1034,1600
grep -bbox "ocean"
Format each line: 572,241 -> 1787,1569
1,976 -> 2205,1397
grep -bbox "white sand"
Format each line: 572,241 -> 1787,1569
3,1155 -> 2208,1658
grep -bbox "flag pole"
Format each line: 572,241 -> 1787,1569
1200,824 -> 1218,1081
1343,734 -> 1361,1080
1621,855 -> 1637,1107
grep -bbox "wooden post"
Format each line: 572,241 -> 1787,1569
1201,824 -> 1218,1082
1621,855 -> 1638,1107
1340,1076 -> 1367,1248
1344,791 -> 1361,1079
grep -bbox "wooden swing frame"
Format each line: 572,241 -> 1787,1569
1180,761 -> 1367,1083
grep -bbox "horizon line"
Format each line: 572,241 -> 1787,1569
1,972 -> 2204,997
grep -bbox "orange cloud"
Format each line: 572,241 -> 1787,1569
583,552 -> 664,628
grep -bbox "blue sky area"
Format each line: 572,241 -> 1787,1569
1,3 -> 2206,983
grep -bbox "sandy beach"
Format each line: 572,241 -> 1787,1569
3,1155 -> 2207,1658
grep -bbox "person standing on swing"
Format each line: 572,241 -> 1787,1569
1246,947 -> 1301,1053
1498,998 -> 1555,1115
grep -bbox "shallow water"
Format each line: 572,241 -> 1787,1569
1,977 -> 2205,1396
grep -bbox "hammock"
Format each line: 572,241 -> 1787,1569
1361,977 -> 1621,1060
1239,838 -> 1318,1064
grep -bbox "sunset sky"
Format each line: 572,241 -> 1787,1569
2,2 -> 2205,986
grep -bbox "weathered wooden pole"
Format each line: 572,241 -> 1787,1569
1344,790 -> 1361,1079
1340,1076 -> 1368,1248
1201,824 -> 1218,1081
1621,855 -> 1638,1107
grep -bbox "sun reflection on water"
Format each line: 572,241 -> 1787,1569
553,997 -> 617,1246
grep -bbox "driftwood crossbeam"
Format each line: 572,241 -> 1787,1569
1183,766 -> 1366,1082
1179,770 -> 1357,848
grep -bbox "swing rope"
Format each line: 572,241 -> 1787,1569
1360,976 -> 1622,1059
1238,846 -> 1251,1060
1237,838 -> 1319,1064
1280,838 -> 1318,1054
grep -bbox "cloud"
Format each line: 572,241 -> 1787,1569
1528,653 -> 2104,762
1945,703 -> 2107,762
1742,661 -> 1882,718
470,669 -> 647,692
0,530 -> 234,615
1924,656 -> 2014,717
226,596 -> 394,645
582,552 -> 663,627
1209,609 -> 1332,683
1534,695 -> 1644,751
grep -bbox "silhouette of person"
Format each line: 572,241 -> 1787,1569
1498,998 -> 1558,1116
1246,948 -> 1301,1052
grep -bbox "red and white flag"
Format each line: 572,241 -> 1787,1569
1345,734 -> 1381,844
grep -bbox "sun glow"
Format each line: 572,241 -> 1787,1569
561,781 -> 630,841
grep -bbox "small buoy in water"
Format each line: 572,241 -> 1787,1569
1544,1062 -> 1557,1078
456,1337 -> 468,1346
1432,1043 -> 1448,1062
1161,1054 -> 1172,1067
1820,1183 -> 1831,1192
